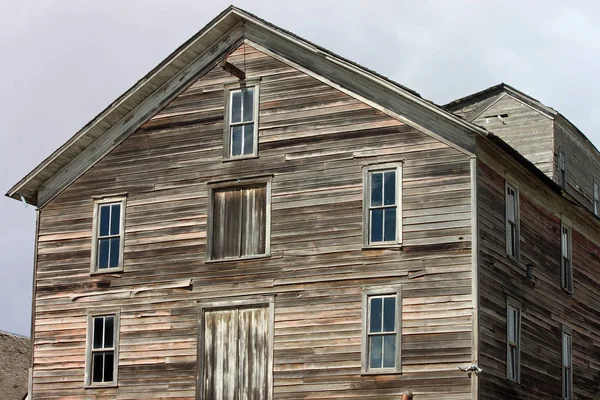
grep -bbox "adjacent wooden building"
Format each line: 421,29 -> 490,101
6,6 -> 600,400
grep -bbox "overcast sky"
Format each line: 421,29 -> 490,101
1,0 -> 599,337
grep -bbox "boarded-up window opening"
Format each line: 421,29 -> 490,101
209,183 -> 269,260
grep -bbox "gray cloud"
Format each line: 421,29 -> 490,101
1,0 -> 599,336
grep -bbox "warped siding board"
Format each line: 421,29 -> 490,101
477,161 -> 600,400
31,43 -> 474,399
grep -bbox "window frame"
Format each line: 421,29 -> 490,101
593,180 -> 599,216
559,150 -> 567,189
362,163 -> 403,248
560,221 -> 573,294
361,286 -> 402,374
505,182 -> 520,262
90,196 -> 126,274
506,297 -> 521,383
223,80 -> 260,160
206,176 -> 272,262
85,311 -> 120,388
562,326 -> 573,400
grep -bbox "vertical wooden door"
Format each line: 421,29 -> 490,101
202,306 -> 269,400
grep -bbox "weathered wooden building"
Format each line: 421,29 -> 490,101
6,6 -> 600,400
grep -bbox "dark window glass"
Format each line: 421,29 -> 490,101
384,209 -> 396,242
369,297 -> 382,333
92,353 -> 104,383
231,126 -> 243,157
369,336 -> 382,369
242,89 -> 254,122
370,173 -> 383,207
383,297 -> 395,332
243,124 -> 254,155
231,91 -> 242,123
104,317 -> 114,347
93,317 -> 104,349
103,352 -> 114,382
99,205 -> 110,237
109,238 -> 120,268
383,335 -> 396,368
109,204 -> 120,235
370,209 -> 383,243
98,239 -> 110,269
383,171 -> 396,206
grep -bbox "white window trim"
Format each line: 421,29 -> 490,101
223,80 -> 260,160
505,182 -> 520,262
362,163 -> 403,247
205,176 -> 272,261
506,297 -> 521,383
560,221 -> 573,294
361,286 -> 402,374
562,326 -> 573,400
85,310 -> 120,388
90,196 -> 126,274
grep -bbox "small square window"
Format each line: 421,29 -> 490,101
224,84 -> 259,159
362,287 -> 401,374
91,198 -> 126,273
207,178 -> 271,260
86,313 -> 119,387
561,223 -> 573,293
363,164 -> 402,247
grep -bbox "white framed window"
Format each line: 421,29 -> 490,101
207,177 -> 271,261
91,197 -> 126,273
506,297 -> 521,383
361,286 -> 402,374
562,327 -> 573,400
593,181 -> 599,216
561,222 -> 573,293
559,150 -> 567,189
223,82 -> 259,159
363,164 -> 402,246
505,183 -> 520,260
86,312 -> 119,387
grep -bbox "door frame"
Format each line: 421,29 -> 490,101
196,295 -> 275,400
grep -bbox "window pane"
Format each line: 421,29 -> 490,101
243,123 -> 254,155
383,296 -> 395,332
93,317 -> 104,349
507,225 -> 514,256
98,239 -> 110,269
563,335 -> 571,366
384,208 -> 396,242
508,310 -> 516,342
383,171 -> 396,206
231,126 -> 243,157
370,209 -> 383,243
242,88 -> 254,122
92,353 -> 104,383
506,193 -> 515,222
99,205 -> 110,237
369,336 -> 383,369
231,91 -> 242,123
109,204 -> 121,236
240,186 -> 267,256
369,297 -> 382,333
104,317 -> 114,348
383,334 -> 396,368
103,352 -> 114,382
370,173 -> 382,207
109,238 -> 120,268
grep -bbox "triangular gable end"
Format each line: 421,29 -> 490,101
7,6 -> 485,207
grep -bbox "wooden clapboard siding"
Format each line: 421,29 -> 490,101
31,43 -> 474,399
476,160 -> 600,400
469,95 -> 554,178
553,116 -> 600,215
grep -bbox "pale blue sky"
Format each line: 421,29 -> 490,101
1,0 -> 599,336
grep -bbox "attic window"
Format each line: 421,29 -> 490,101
223,82 -> 260,160
91,197 -> 126,274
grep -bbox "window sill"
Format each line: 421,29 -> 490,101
360,369 -> 403,376
85,383 -> 118,389
362,244 -> 403,250
205,254 -> 271,264
223,154 -> 259,163
90,267 -> 123,276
